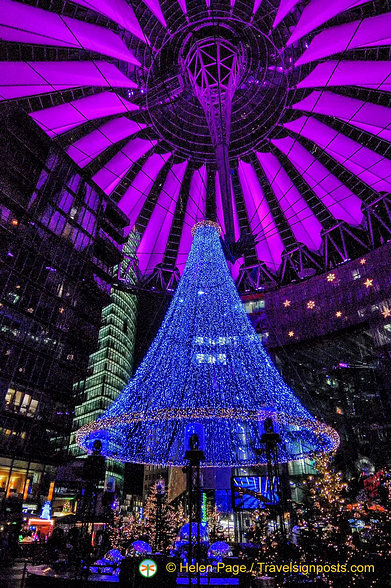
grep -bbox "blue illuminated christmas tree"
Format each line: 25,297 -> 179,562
40,501 -> 52,520
77,221 -> 339,466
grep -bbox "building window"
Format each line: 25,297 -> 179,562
244,299 -> 265,313
4,389 -> 39,417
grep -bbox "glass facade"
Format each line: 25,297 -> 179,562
243,245 -> 391,471
0,106 -> 127,516
69,232 -> 140,494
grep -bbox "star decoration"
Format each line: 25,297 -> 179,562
327,273 -> 336,282
360,258 -> 367,265
363,278 -> 373,288
288,330 -> 295,337
307,300 -> 316,309
283,299 -> 291,308
335,311 -> 342,318
382,308 -> 391,319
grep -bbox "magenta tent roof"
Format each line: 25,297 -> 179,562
287,0 -> 369,46
273,0 -> 301,28
92,138 -> 158,194
30,92 -> 139,137
271,136 -> 363,227
119,152 -> 172,226
296,12 -> 391,66
238,160 -> 284,271
0,0 -> 140,64
70,0 -> 146,41
0,61 -> 137,101
292,91 -> 391,143
66,118 -> 148,168
284,116 -> 391,193
176,165 -> 207,272
1,0 -> 391,286
297,60 -> 391,91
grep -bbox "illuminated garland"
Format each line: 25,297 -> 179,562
77,223 -> 339,466
191,219 -> 222,236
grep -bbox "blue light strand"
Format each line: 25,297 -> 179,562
77,222 -> 339,465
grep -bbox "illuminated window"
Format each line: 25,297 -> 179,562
5,389 -> 38,417
6,292 -> 20,305
244,299 -> 265,313
352,269 -> 361,280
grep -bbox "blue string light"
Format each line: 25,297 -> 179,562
77,222 -> 339,466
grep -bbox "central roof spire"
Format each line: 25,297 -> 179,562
183,36 -> 245,243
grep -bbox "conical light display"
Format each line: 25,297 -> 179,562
77,221 -> 339,466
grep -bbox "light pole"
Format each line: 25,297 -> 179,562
184,425 -> 205,588
256,417 -> 287,540
155,478 -> 165,553
81,440 -> 106,523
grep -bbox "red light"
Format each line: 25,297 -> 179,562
11,219 -> 19,226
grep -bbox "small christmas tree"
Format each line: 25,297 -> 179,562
304,454 -> 346,516
107,511 -> 145,552
206,504 -> 223,542
248,509 -> 269,545
143,481 -> 186,551
300,454 -> 349,558
62,500 -> 72,514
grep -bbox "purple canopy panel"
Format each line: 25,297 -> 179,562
284,116 -> 391,193
0,61 -> 137,101
238,160 -> 284,271
296,12 -> 391,66
297,60 -> 391,91
176,165 -> 207,273
137,161 -> 188,275
0,0 -> 140,64
142,0 -> 167,27
215,172 -> 240,242
271,136 -> 363,225
287,0 -> 369,46
215,171 -> 242,279
253,0 -> 263,14
256,152 -> 322,251
62,17 -> 140,65
67,119 -> 147,167
177,0 -> 187,13
30,92 -> 138,137
70,0 -> 146,42
273,0 -> 301,27
120,152 -> 172,230
293,90 -> 391,143
92,138 -> 157,195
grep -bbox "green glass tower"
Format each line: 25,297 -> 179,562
69,232 -> 139,494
